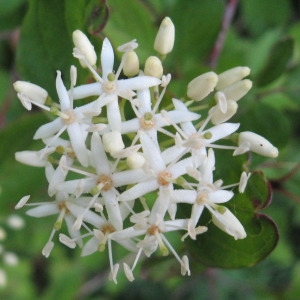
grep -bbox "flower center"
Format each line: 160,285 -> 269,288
62,110 -> 76,125
196,191 -> 209,205
97,174 -> 113,191
147,225 -> 160,235
157,170 -> 172,186
101,224 -> 115,234
102,73 -> 117,94
139,112 -> 155,130
184,132 -> 212,149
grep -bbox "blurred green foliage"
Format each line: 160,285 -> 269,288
1,0 -> 300,299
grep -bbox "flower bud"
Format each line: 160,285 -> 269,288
220,79 -> 252,102
15,150 -> 49,167
13,81 -> 48,104
154,17 -> 175,56
237,131 -> 279,158
102,131 -> 125,154
123,50 -> 140,77
127,152 -> 145,169
144,56 -> 163,78
187,72 -> 218,101
72,30 -> 97,67
216,66 -> 250,90
211,206 -> 246,240
210,100 -> 238,125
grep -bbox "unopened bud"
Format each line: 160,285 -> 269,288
123,50 -> 139,77
127,152 -> 145,169
237,131 -> 279,158
154,17 -> 175,56
144,56 -> 163,78
211,206 -> 247,240
187,72 -> 218,101
14,81 -> 48,104
72,30 -> 97,67
210,100 -> 238,125
220,79 -> 252,102
216,66 -> 251,90
102,131 -> 125,154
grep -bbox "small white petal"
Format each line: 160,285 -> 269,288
123,263 -> 135,282
181,255 -> 191,276
15,195 -> 30,209
42,241 -> 54,258
101,38 -> 114,79
59,234 -> 77,248
239,172 -> 251,193
109,264 -> 120,284
26,204 -> 59,217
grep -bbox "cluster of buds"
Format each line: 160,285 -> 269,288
14,17 -> 278,283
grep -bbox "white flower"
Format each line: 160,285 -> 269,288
119,131 -> 198,221
171,149 -> 236,239
120,91 -> 200,145
72,37 -> 161,131
57,132 -> 149,230
33,71 -> 101,167
24,192 -> 93,257
110,212 -> 190,281
162,99 -> 239,164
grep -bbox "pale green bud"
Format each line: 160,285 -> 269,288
220,79 -> 252,102
127,152 -> 145,169
210,100 -> 238,125
154,17 -> 175,55
187,72 -> 218,101
72,30 -> 97,67
144,56 -> 163,78
14,81 -> 48,104
237,131 -> 279,158
123,50 -> 140,77
102,131 -> 125,154
216,66 -> 251,90
212,206 -> 246,240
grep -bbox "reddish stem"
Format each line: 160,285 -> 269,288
208,0 -> 239,69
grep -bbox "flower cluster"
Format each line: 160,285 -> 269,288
14,17 -> 278,283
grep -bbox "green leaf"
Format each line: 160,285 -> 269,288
240,0 -> 291,37
255,37 -> 294,87
16,0 -> 103,98
0,113 -> 47,204
170,0 -> 223,73
186,172 -> 279,268
0,0 -> 27,30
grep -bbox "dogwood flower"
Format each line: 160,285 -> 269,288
171,149 -> 246,240
72,37 -> 161,131
33,70 -> 101,167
